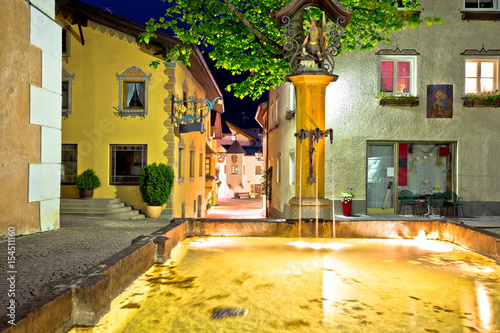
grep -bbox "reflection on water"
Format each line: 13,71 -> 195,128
69,237 -> 500,333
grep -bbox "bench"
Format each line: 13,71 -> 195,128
236,192 -> 250,199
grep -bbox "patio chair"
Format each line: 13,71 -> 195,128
443,191 -> 465,217
398,190 -> 418,216
425,193 -> 445,218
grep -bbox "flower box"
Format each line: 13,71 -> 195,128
378,98 -> 419,107
461,97 -> 500,108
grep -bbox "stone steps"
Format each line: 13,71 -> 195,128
60,198 -> 146,219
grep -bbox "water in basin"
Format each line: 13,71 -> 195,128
71,237 -> 500,332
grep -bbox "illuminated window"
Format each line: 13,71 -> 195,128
231,165 -> 238,174
205,157 -> 211,176
255,165 -> 262,175
465,59 -> 498,94
379,56 -> 417,95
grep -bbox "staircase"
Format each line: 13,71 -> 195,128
60,198 -> 145,219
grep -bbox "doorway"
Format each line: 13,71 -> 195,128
367,143 -> 395,214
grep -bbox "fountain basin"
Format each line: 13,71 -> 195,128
5,219 -> 500,333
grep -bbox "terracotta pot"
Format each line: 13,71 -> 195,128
145,205 -> 163,218
79,189 -> 93,200
342,200 -> 352,216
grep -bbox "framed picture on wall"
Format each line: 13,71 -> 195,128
427,85 -> 453,118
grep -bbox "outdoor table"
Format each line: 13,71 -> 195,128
415,193 -> 442,217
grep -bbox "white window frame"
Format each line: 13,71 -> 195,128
61,68 -> 75,118
62,26 -> 71,57
289,150 -> 295,186
464,58 -> 499,94
379,55 -> 417,96
463,0 -> 499,10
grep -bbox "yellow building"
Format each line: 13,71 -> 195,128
57,0 -> 223,218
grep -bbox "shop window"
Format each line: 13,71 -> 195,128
110,145 -> 147,185
61,144 -> 77,184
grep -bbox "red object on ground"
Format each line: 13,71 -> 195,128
342,200 -> 352,216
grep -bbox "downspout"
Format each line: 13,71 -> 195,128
266,90 -> 270,218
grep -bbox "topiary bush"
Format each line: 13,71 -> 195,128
139,162 -> 175,206
75,169 -> 101,190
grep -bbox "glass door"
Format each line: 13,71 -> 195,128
367,143 -> 396,214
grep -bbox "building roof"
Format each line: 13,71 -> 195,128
226,141 -> 246,154
56,0 -> 224,113
226,122 -> 260,142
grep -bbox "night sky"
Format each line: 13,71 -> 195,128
78,0 -> 264,129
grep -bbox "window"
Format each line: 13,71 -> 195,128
231,165 -> 238,174
275,96 -> 280,125
62,27 -> 70,57
243,165 -> 246,175
199,153 -> 203,177
178,147 -> 185,179
289,151 -> 295,185
277,154 -> 282,183
115,67 -> 151,119
255,165 -> 262,175
62,68 -> 75,118
190,150 -> 195,178
379,56 -> 417,95
61,144 -> 77,184
205,157 -> 211,176
110,145 -> 147,185
464,0 -> 498,9
465,59 -> 498,94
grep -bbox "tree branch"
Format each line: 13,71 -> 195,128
222,0 -> 282,53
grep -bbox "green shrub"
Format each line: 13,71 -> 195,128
75,169 -> 101,191
139,163 -> 174,206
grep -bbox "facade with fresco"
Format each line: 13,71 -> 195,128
260,0 -> 500,218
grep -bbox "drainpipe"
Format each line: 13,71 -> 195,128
265,90 -> 270,218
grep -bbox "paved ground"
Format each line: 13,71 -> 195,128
201,198 -> 265,219
0,215 -> 171,326
1,198 -> 500,330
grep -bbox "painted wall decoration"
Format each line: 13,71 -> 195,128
427,85 -> 453,118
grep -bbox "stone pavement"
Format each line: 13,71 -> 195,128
1,204 -> 500,330
0,214 -> 171,327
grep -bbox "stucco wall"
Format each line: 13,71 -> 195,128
324,0 -> 500,216
267,0 -> 500,217
0,0 -> 61,236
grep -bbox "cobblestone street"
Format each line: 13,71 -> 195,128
0,215 -> 170,327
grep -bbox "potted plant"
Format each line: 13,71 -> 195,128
139,162 -> 174,218
340,187 -> 354,216
75,169 -> 101,199
284,108 -> 296,120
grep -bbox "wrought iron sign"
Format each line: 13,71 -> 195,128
170,95 -> 223,133
295,128 -> 333,184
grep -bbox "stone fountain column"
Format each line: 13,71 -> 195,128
288,73 -> 337,219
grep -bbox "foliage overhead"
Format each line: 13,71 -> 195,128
75,169 -> 101,191
139,163 -> 175,206
141,0 -> 441,100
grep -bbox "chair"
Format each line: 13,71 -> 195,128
398,190 -> 418,216
425,193 -> 445,218
443,191 -> 465,217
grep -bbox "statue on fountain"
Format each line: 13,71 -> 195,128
302,18 -> 326,67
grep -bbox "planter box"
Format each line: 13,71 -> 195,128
285,112 -> 295,120
461,97 -> 500,108
378,98 -> 419,107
